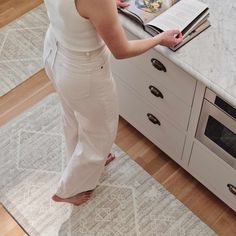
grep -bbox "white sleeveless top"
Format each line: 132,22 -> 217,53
44,0 -> 105,51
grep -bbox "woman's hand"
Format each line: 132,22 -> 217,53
116,0 -> 129,8
83,0 -> 183,59
158,30 -> 183,48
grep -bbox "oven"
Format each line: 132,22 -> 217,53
196,88 -> 236,170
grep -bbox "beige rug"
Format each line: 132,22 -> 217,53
0,4 -> 48,96
0,93 -> 216,236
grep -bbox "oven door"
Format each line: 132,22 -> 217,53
196,99 -> 236,170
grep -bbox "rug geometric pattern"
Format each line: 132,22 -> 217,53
0,4 -> 48,96
0,94 -> 216,236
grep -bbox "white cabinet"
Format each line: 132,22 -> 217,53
123,30 -> 196,106
111,30 -> 197,162
112,56 -> 194,130
115,77 -> 186,161
189,140 -> 236,211
112,29 -> 236,212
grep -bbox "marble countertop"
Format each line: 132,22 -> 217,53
119,0 -> 236,108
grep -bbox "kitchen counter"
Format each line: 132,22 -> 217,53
118,0 -> 236,107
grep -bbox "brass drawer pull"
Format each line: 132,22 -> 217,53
151,58 -> 166,72
147,113 -> 161,126
149,85 -> 164,99
227,184 -> 236,196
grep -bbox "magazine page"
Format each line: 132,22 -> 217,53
123,0 -> 180,24
147,0 -> 208,32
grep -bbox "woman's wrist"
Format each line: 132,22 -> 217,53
154,33 -> 164,46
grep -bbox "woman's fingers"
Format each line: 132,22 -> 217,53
158,29 -> 183,48
175,32 -> 184,44
116,0 -> 129,8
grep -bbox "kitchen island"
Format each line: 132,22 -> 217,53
118,0 -> 236,107
111,0 -> 236,211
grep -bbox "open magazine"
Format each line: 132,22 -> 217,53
118,0 -> 210,50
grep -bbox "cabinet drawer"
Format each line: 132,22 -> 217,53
189,140 -> 236,211
111,58 -> 191,130
124,30 -> 196,106
115,76 -> 185,161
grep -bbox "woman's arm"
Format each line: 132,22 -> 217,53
76,0 -> 183,59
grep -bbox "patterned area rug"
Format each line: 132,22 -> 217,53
0,4 -> 48,96
0,93 -> 216,236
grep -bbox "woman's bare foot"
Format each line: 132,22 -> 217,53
52,190 -> 93,206
52,153 -> 114,205
105,153 -> 115,166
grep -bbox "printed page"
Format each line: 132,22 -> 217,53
124,0 -> 180,24
147,0 -> 208,32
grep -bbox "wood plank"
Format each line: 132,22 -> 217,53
0,70 -> 49,109
213,208 -> 236,236
0,204 -> 27,236
0,0 -> 43,27
0,70 -> 54,127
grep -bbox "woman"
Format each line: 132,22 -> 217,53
43,0 -> 183,206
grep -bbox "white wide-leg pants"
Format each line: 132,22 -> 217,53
43,28 -> 119,198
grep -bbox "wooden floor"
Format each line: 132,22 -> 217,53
0,1 -> 236,236
0,204 -> 27,236
0,0 -> 43,27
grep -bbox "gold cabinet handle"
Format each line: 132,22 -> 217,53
149,85 -> 164,99
151,58 -> 166,72
227,184 -> 236,196
147,113 -> 161,126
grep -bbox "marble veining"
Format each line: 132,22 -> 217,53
119,0 -> 236,107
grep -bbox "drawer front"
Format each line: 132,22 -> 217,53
115,76 -> 185,161
111,58 -> 191,130
124,30 -> 196,106
189,140 -> 236,211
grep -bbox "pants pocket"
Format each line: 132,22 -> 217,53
55,60 -> 92,103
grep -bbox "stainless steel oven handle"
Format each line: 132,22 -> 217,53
199,99 -> 236,134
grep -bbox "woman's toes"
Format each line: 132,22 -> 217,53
52,194 -> 62,202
